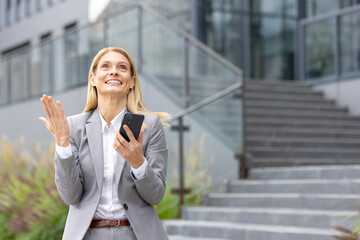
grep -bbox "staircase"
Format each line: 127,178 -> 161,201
245,80 -> 360,167
164,165 -> 360,240
164,79 -> 360,239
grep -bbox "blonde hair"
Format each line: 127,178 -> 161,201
84,47 -> 170,125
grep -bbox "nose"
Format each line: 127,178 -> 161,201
110,66 -> 119,76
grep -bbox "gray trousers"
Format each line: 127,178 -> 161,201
83,226 -> 137,240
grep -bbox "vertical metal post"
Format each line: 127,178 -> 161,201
6,58 -> 11,104
240,73 -> 247,179
103,17 -> 109,48
243,0 -> 251,78
298,20 -> 305,81
178,116 -> 185,217
334,15 -> 340,80
183,38 -> 190,107
137,5 -> 143,74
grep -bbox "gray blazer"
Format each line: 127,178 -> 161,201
55,108 -> 169,240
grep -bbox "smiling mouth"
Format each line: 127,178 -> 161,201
106,80 -> 123,85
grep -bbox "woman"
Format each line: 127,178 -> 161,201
39,47 -> 170,240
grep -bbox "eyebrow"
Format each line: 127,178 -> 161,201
99,60 -> 130,66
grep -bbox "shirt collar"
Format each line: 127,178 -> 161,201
98,107 -> 127,133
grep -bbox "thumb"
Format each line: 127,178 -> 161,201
138,129 -> 144,143
39,117 -> 50,129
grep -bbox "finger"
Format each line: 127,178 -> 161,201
40,96 -> 52,119
114,133 -> 127,153
38,117 -> 50,129
43,95 -> 55,119
124,125 -> 136,142
48,96 -> 59,117
57,101 -> 66,118
137,129 -> 143,143
117,131 -> 130,148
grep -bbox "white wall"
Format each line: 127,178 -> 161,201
313,77 -> 360,116
0,0 -> 89,52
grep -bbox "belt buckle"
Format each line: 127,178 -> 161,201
116,219 -> 121,227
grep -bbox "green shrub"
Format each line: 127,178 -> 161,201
0,136 -> 67,240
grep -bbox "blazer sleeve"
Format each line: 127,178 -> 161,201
133,116 -> 167,205
54,116 -> 84,205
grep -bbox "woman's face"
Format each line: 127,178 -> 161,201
90,51 -> 135,98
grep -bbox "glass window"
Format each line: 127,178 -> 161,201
26,0 -> 31,16
36,0 -> 41,11
40,33 -> 53,93
16,0 -> 21,21
340,12 -> 360,76
0,0 -> 3,29
250,0 -> 297,80
306,0 -> 352,17
305,19 -> 335,80
64,23 -> 78,88
252,0 -> 297,16
6,0 -> 11,25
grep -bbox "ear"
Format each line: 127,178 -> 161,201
130,76 -> 135,89
89,73 -> 96,86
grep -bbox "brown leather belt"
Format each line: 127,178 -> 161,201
90,219 -> 131,228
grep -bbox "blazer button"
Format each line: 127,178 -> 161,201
123,204 -> 128,210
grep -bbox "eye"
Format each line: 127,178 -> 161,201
118,65 -> 127,70
101,64 -> 109,69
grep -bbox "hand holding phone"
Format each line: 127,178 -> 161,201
119,113 -> 145,142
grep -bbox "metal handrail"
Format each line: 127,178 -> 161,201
171,81 -> 243,121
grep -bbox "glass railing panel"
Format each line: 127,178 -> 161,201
0,59 -> 9,105
141,10 -> 184,104
305,19 -> 335,82
78,27 -> 92,85
89,20 -> 106,57
107,9 -> 138,59
167,90 -> 242,198
63,30 -> 80,89
188,45 -> 239,105
340,11 -> 360,77
53,36 -> 66,92
30,42 -> 53,97
9,51 -> 29,102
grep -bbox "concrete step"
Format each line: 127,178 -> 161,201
248,165 -> 360,180
246,117 -> 360,129
182,206 -> 355,229
245,99 -> 347,112
245,86 -> 323,96
246,136 -> 360,148
169,236 -> 227,240
245,79 -> 310,89
245,92 -> 332,103
163,220 -> 337,240
245,108 -> 359,120
248,146 -> 360,158
206,193 -> 360,211
246,127 -> 360,139
250,157 -> 360,167
229,179 -> 360,194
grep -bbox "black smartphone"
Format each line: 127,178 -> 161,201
119,113 -> 145,142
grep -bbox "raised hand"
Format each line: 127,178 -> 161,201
39,94 -> 70,147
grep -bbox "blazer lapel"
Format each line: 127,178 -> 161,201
114,108 -> 128,185
85,108 -> 104,191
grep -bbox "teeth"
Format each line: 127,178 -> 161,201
106,80 -> 122,84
